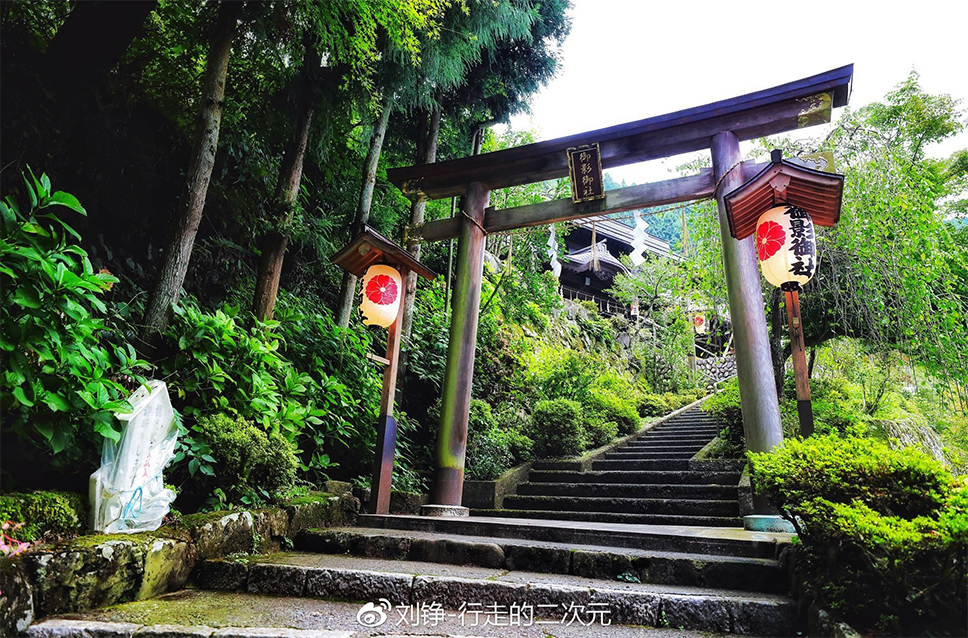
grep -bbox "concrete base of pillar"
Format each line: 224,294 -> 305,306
744,514 -> 795,534
420,504 -> 469,517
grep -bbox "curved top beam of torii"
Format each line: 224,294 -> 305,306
388,63 -> 852,208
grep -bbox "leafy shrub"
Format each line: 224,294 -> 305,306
467,399 -> 497,435
749,435 -> 966,634
586,386 -> 639,435
192,413 -> 298,504
702,379 -> 744,445
584,418 -> 618,448
161,301 -> 362,482
1,171 -> 147,463
528,399 -> 586,458
637,393 -> 670,417
466,427 -> 514,480
0,491 -> 86,541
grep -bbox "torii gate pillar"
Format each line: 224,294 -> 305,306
711,132 -> 784,513
423,181 -> 490,515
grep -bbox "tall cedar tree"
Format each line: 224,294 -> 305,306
141,1 -> 242,341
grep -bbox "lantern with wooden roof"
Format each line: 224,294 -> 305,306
722,149 -> 845,438
331,226 -> 437,515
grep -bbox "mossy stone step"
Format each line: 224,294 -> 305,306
515,482 -> 739,500
188,553 -> 797,635
502,495 -> 740,517
527,470 -> 742,485
472,508 -> 744,528
293,527 -> 787,593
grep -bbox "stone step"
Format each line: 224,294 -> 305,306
621,443 -> 711,450
503,495 -> 740,517
293,527 -> 788,594
27,597 -> 737,638
634,432 -> 718,440
528,470 -> 742,485
631,434 -> 717,441
516,482 -> 739,500
473,509 -> 744,528
611,446 -> 708,455
356,514 -> 785,558
646,427 -> 720,435
622,442 -> 708,449
602,451 -> 698,460
192,552 -> 796,635
592,459 -> 745,471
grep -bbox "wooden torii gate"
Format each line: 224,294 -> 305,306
388,65 -> 853,515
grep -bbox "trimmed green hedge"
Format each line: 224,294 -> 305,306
750,435 -> 967,635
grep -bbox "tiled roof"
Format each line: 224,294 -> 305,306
561,240 -> 629,274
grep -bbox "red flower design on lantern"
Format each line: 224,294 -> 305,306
756,220 -> 786,261
365,274 -> 398,305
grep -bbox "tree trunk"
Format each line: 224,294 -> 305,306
335,99 -> 393,328
251,48 -> 321,321
768,286 -> 786,400
399,104 -> 442,371
141,1 -> 241,342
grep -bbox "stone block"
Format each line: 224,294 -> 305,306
25,540 -> 145,617
246,563 -> 308,596
351,534 -> 411,561
408,538 -> 505,569
185,512 -> 256,560
294,529 -> 352,555
138,539 -> 197,600
502,545 -> 571,574
389,491 -> 427,515
252,509 -> 289,553
524,583 -> 591,618
135,625 -> 217,637
0,555 -> 35,636
286,494 -> 359,538
570,550 -> 632,580
590,588 -> 660,627
411,575 -> 526,610
304,567 -> 412,605
731,598 -> 797,636
27,619 -> 141,638
661,594 -> 731,632
195,559 -> 248,591
211,629 -> 353,638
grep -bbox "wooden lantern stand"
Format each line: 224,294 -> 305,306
781,282 -> 814,437
331,226 -> 437,514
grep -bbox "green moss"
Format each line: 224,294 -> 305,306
178,510 -> 238,531
0,491 -> 86,541
281,493 -> 335,507
66,526 -> 190,549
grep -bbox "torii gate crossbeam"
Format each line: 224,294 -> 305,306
388,65 -> 853,516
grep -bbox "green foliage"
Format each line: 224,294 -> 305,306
701,379 -> 744,446
0,172 -> 147,463
0,491 -> 86,542
586,386 -> 639,435
750,435 -> 966,634
528,399 -> 586,458
465,427 -> 514,481
192,413 -> 298,506
161,301 -> 364,484
584,419 -> 619,448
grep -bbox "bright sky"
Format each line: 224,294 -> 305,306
509,0 -> 968,185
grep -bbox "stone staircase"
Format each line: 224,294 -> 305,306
476,406 -> 744,527
28,407 -> 801,637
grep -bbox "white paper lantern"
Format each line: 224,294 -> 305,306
755,205 -> 817,289
693,313 -> 708,335
359,265 -> 403,327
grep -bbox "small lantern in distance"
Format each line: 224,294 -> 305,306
359,264 -> 403,328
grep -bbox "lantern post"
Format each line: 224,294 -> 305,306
331,226 -> 437,514
724,150 -> 845,438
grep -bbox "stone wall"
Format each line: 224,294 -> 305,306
696,355 -> 737,386
0,488 -> 359,636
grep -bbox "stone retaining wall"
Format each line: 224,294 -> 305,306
0,488 -> 359,636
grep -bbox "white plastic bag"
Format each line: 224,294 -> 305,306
89,380 -> 178,533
